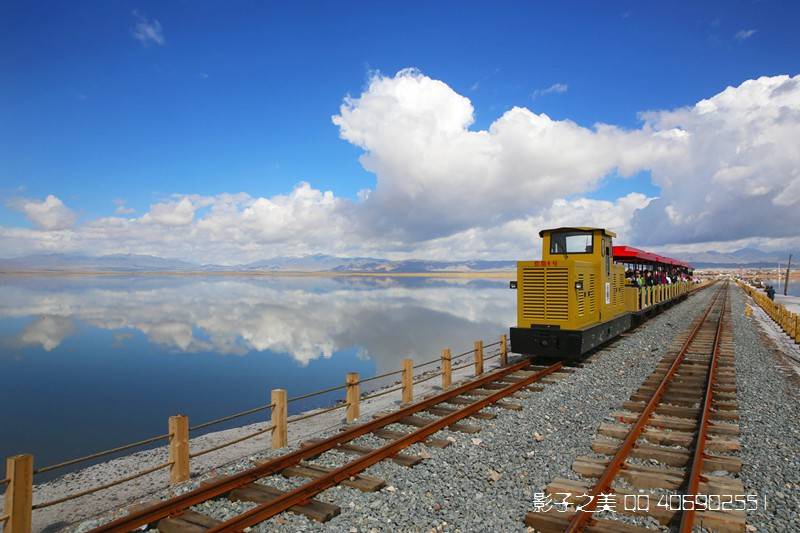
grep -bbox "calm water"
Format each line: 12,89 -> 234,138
0,275 -> 514,478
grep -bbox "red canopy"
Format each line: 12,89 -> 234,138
613,246 -> 691,269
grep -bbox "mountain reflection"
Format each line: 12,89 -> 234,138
0,276 -> 514,371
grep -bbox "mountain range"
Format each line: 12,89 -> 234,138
0,248 -> 796,273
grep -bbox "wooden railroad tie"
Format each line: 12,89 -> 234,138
597,422 -> 740,452
158,510 -> 221,533
591,437 -> 742,473
398,414 -> 482,434
609,411 -> 739,435
371,428 -> 451,448
621,400 -> 739,421
572,456 -> 744,494
301,439 -> 422,467
279,461 -> 385,492
229,483 -> 340,522
425,405 -> 496,420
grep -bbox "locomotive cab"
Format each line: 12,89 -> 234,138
510,227 -> 629,358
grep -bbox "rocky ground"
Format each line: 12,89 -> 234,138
731,287 -> 800,532
55,284 -> 800,532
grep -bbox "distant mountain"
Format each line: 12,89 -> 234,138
0,253 -> 199,272
0,253 -> 515,273
673,247 -> 798,268
2,248 -> 794,273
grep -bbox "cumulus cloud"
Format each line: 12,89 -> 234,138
2,70 -> 799,260
333,69 -> 673,243
142,197 -> 197,226
132,11 -> 165,47
630,75 -> 800,245
11,195 -> 77,230
532,82 -> 569,99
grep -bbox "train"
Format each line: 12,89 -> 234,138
509,227 -> 695,359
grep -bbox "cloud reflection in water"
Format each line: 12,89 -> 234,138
0,276 -> 515,371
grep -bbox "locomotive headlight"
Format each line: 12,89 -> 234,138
575,281 -> 584,290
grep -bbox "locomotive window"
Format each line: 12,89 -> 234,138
550,231 -> 593,254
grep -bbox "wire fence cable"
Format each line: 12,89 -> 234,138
31,461 -> 171,509
33,432 -> 170,475
189,403 -> 275,433
189,424 -> 275,459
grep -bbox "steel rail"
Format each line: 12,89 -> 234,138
565,282 -> 727,533
207,362 -> 563,531
678,291 -> 727,532
91,356 -> 542,532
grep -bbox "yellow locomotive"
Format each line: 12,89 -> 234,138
510,227 -> 693,359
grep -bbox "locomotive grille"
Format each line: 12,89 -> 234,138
588,273 -> 596,314
576,273 -> 585,317
521,268 -> 545,320
545,268 -> 569,319
521,266 -> 569,321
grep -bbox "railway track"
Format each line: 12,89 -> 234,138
526,282 -> 745,532
90,357 -> 571,532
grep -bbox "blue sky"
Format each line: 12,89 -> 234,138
2,1 -> 799,261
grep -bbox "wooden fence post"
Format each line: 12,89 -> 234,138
441,348 -> 451,390
500,334 -> 508,366
168,415 -> 189,484
271,389 -> 288,449
4,454 -> 32,533
402,358 -> 413,404
795,314 -> 799,343
346,372 -> 360,423
474,340 -> 483,376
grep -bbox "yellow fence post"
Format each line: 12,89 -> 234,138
4,454 -> 33,533
346,372 -> 360,423
168,415 -> 190,484
500,334 -> 508,366
271,389 -> 288,449
441,348 -> 451,390
474,340 -> 484,376
401,358 -> 413,404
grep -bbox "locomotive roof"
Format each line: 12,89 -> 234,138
538,227 -> 617,238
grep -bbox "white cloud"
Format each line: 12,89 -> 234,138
11,195 -> 77,230
142,197 -> 197,226
630,75 -> 800,245
2,71 -> 799,261
0,278 -> 513,367
132,11 -> 165,47
734,29 -> 757,41
332,69 -> 671,243
532,83 -> 569,99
